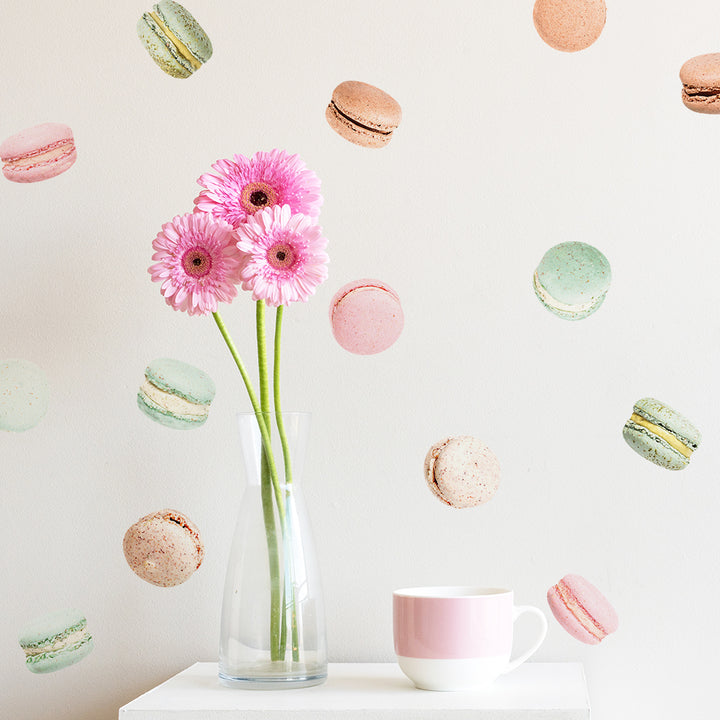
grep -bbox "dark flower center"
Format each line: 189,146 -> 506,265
241,181 -> 278,214
182,247 -> 213,278
267,242 -> 296,270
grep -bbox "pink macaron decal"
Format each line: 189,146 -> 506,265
329,279 -> 404,355
1,123 -> 77,183
547,573 -> 618,644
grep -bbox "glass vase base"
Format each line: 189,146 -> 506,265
219,664 -> 327,690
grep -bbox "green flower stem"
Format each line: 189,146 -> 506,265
256,300 -> 286,662
213,310 -> 285,661
273,304 -> 299,662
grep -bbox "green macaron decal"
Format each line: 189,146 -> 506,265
533,241 -> 611,320
623,397 -> 701,470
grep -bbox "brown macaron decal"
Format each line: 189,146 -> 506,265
680,54 -> 720,114
326,81 -> 402,148
533,0 -> 606,53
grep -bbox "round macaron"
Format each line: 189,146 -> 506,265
533,241 -> 611,320
0,359 -> 49,432
19,608 -> 94,673
137,358 -> 215,429
623,397 -> 701,471
137,0 -> 213,78
326,81 -> 402,148
329,279 -> 404,355
680,53 -> 720,114
547,574 -> 618,645
533,0 -> 606,53
1,123 -> 76,183
123,509 -> 204,587
424,436 -> 501,509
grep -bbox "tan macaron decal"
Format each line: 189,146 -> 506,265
533,0 -> 607,53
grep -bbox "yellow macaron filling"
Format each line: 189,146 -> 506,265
629,413 -> 692,458
149,11 -> 202,70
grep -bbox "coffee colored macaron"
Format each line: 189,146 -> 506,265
424,436 -> 501,509
123,509 -> 204,587
547,574 -> 618,645
138,358 -> 215,429
19,609 -> 94,673
0,359 -> 49,432
533,0 -> 606,53
680,54 -> 720,114
623,397 -> 701,471
1,123 -> 76,183
137,1 -> 213,78
533,241 -> 611,320
329,279 -> 404,354
326,81 -> 402,148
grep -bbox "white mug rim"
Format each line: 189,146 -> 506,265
394,586 -> 511,598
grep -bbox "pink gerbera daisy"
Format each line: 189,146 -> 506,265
149,213 -> 245,316
236,205 -> 329,307
194,149 -> 323,229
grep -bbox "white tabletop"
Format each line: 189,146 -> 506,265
119,662 -> 590,719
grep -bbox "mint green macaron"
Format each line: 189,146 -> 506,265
138,358 -> 215,429
19,609 -> 93,674
137,1 -> 213,78
623,397 -> 701,471
533,241 -> 611,320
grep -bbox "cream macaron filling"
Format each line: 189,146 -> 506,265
555,579 -> 607,642
140,379 -> 209,419
22,627 -> 90,657
533,272 -> 599,314
628,413 -> 693,458
3,139 -> 75,170
149,11 -> 202,70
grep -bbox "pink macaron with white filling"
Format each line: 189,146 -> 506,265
329,279 -> 404,355
547,573 -> 618,644
1,123 -> 77,183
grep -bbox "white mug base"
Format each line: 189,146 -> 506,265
397,655 -> 510,691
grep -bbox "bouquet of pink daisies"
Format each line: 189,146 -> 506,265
148,149 -> 328,665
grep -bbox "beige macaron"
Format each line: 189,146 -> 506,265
533,0 -> 606,52
680,54 -> 720,114
326,81 -> 402,148
123,509 -> 204,587
424,436 -> 501,509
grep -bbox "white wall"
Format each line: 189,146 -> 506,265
2,1 -> 720,717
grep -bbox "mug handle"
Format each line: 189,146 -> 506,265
503,605 -> 548,674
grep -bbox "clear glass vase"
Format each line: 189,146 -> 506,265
219,411 -> 327,689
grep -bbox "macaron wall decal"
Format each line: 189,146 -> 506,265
533,242 -> 611,320
623,398 -> 701,470
326,81 -> 402,148
137,358 -> 215,429
0,359 -> 49,432
123,509 -> 205,587
533,0 -> 607,52
424,436 -> 501,509
137,1 -> 212,78
18,609 -> 94,673
680,54 -> 720,114
1,123 -> 76,183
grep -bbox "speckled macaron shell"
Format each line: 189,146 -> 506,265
138,358 -> 215,429
123,509 -> 205,587
0,359 -> 49,432
533,0 -> 606,52
547,574 -> 618,645
680,54 -> 720,114
623,397 -> 701,470
329,279 -> 404,354
137,1 -> 212,78
326,81 -> 402,148
424,436 -> 501,509
533,241 -> 611,320
1,123 -> 76,183
19,608 -> 94,673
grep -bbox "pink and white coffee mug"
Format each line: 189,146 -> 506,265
393,586 -> 548,691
